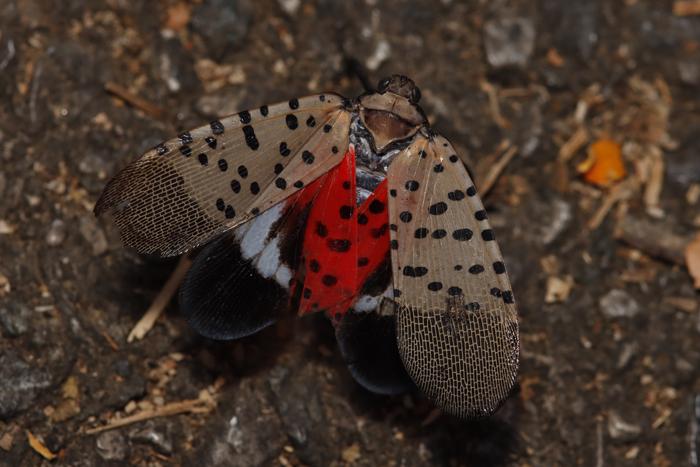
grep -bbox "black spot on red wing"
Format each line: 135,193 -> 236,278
309,259 -> 320,272
224,205 -> 235,219
260,105 -> 269,116
369,199 -> 385,214
198,153 -> 208,166
315,222 -> 328,237
358,257 -> 369,267
481,229 -> 495,241
466,185 -> 477,197
327,238 -> 351,252
322,274 -> 338,286
230,180 -> 241,193
342,181 -> 351,189
303,288 -> 312,299
239,111 -> 251,124
179,145 -> 192,157
452,228 -> 473,241
156,143 -> 168,155
414,228 -> 429,238
302,150 -> 315,164
428,202 -> 448,215
275,178 -> 287,189
242,125 -> 259,150
502,290 -> 514,304
286,114 -> 298,130
405,180 -> 419,191
339,205 -> 354,219
371,224 -> 389,238
475,210 -> 488,220
448,286 -> 463,296
493,261 -> 506,274
289,98 -> 299,109
210,120 -> 224,135
237,165 -> 248,178
218,159 -> 228,172
399,211 -> 412,223
205,137 -> 217,149
357,213 -> 368,225
279,142 -> 291,157
468,264 -> 485,274
427,281 -> 443,291
179,132 -> 193,144
431,229 -> 447,239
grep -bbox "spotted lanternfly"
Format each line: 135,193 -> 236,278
95,75 -> 519,418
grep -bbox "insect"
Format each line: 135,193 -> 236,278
95,75 -> 519,418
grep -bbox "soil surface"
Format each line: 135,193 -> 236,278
1,0 -> 700,466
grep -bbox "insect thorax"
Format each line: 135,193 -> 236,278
350,114 -> 414,205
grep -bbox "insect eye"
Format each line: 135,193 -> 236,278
377,77 -> 391,93
410,86 -> 421,104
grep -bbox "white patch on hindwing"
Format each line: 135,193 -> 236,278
238,203 -> 284,260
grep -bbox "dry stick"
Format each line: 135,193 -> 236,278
479,145 -> 519,196
614,214 -> 689,266
127,255 -> 193,342
84,397 -> 214,435
480,80 -> 511,129
674,0 -> 700,16
105,82 -> 165,119
587,178 -> 639,230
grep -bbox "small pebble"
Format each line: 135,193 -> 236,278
96,430 -> 127,461
45,219 -> 66,246
484,17 -> 535,68
599,289 -> 640,318
79,217 -> 108,256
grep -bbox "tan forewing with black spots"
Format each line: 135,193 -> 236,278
387,133 -> 519,418
95,94 -> 350,256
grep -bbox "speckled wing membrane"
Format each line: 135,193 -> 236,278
387,133 -> 519,418
94,94 -> 350,256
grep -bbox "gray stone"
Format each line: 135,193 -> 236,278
599,289 -> 640,318
484,17 -> 535,68
45,219 -> 66,247
0,302 -> 31,337
191,0 -> 252,60
0,351 -> 52,419
96,430 -> 127,461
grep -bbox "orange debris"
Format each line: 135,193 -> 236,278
578,139 -> 626,187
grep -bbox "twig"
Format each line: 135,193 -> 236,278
587,178 -> 638,230
84,396 -> 215,435
127,255 -> 193,342
614,214 -> 690,265
480,80 -> 511,129
480,144 -> 519,196
674,0 -> 700,16
558,127 -> 589,162
105,82 -> 165,119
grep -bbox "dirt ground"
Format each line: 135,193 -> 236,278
1,0 -> 700,465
